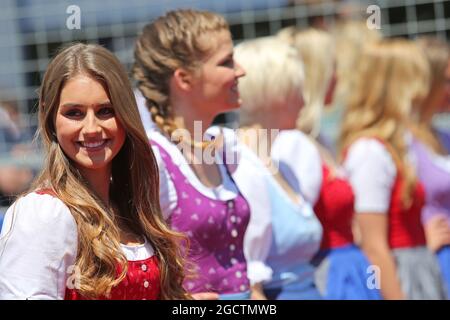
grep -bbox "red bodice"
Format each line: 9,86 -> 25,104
314,164 -> 355,250
387,171 -> 426,248
65,256 -> 160,300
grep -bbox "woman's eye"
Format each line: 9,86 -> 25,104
65,109 -> 83,117
220,59 -> 234,68
98,107 -> 115,116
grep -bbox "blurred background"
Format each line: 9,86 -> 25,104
0,0 -> 449,216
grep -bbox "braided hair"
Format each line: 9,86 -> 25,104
133,9 -> 229,140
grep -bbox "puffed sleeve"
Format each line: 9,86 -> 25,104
151,144 -> 178,220
217,127 -> 273,285
271,130 -> 323,205
343,139 -> 397,214
0,192 -> 78,299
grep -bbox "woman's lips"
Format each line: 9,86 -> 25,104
77,139 -> 110,152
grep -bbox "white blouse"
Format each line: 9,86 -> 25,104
343,138 -> 398,214
230,128 -> 324,285
217,127 -> 273,285
271,130 -> 323,205
0,192 -> 154,300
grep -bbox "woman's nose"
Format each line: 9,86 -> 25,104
235,61 -> 246,78
81,111 -> 101,135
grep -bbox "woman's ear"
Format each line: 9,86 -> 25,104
173,68 -> 194,92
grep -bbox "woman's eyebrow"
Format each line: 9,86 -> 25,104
60,102 -> 84,108
60,101 -> 111,108
98,101 -> 112,107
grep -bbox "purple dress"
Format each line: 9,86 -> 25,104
151,140 -> 251,297
411,138 -> 450,297
436,128 -> 450,154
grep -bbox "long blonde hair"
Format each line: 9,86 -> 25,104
277,27 -> 335,137
33,43 -> 188,299
331,20 -> 382,109
339,39 -> 430,207
133,9 -> 229,139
